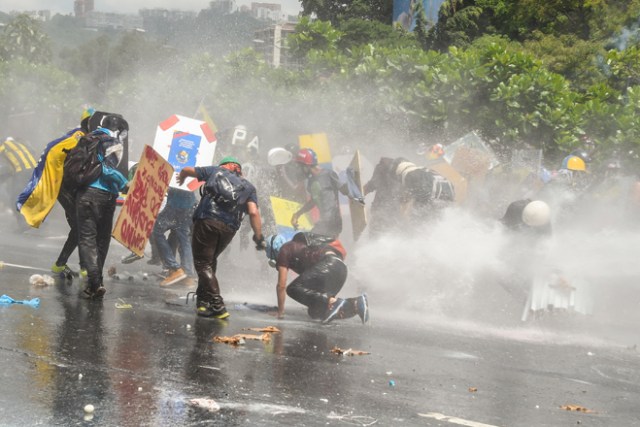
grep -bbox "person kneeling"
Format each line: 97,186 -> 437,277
265,232 -> 369,324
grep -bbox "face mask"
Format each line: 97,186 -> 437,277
105,143 -> 123,166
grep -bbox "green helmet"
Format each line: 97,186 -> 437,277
219,156 -> 241,167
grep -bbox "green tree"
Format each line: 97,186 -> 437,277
288,17 -> 343,60
300,0 -> 393,26
0,14 -> 52,63
338,19 -> 415,50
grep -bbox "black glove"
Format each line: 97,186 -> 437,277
253,234 -> 266,250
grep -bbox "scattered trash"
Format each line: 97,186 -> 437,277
330,346 -> 370,356
586,352 -> 594,356
388,380 -> 396,387
0,294 -> 40,308
214,333 -> 272,346
320,398 -> 329,403
112,271 -> 135,281
468,387 -> 478,393
84,404 -> 95,414
78,374 -> 83,380
189,398 -> 220,413
327,413 -> 378,426
107,265 -> 117,277
243,326 -> 281,333
115,299 -> 132,309
186,324 -> 192,330
560,404 -> 596,413
29,274 -> 54,287
197,365 -> 221,371
0,261 -> 50,272
83,414 -> 94,422
233,303 -> 278,313
385,371 -> 392,376
138,387 -> 143,391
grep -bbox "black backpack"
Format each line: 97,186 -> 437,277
204,169 -> 248,210
62,133 -> 104,190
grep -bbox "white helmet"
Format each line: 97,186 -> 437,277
522,200 -> 550,227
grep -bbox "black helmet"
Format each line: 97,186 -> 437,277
100,114 -> 126,132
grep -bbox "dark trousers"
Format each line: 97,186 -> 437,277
287,255 -> 348,319
77,187 -> 117,291
192,218 -> 235,306
56,186 -> 79,267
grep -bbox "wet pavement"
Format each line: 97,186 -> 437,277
1,210 -> 640,426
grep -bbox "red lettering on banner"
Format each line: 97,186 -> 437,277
113,145 -> 172,255
120,218 -> 146,251
158,167 -> 170,186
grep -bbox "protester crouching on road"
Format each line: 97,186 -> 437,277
177,156 -> 265,319
265,232 -> 369,324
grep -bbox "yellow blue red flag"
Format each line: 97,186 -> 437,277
16,128 -> 85,228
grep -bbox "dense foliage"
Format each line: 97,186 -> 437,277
1,2 -> 640,169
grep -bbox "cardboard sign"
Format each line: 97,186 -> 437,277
152,114 -> 217,191
112,145 -> 173,256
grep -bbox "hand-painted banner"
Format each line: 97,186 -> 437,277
153,114 -> 217,191
112,145 -> 173,256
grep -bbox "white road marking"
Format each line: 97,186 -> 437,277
418,412 -> 501,427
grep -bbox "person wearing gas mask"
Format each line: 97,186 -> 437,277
76,114 -> 129,299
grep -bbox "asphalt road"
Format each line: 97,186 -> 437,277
0,209 -> 639,427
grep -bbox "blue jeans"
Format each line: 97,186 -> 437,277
152,205 -> 195,276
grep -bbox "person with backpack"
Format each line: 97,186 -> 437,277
264,232 -> 369,324
72,115 -> 129,299
17,107 -> 96,278
290,148 -> 344,238
177,156 -> 265,319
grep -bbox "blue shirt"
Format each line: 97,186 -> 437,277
167,187 -> 196,210
88,132 -> 127,195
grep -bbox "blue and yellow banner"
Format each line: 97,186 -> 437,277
16,128 -> 84,228
270,195 -> 313,240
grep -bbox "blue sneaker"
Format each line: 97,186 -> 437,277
322,298 -> 346,324
356,294 -> 369,324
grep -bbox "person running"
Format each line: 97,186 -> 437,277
177,156 -> 265,319
264,232 -> 369,324
17,107 -> 95,278
153,186 -> 197,287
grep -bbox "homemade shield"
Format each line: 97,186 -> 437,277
152,114 -> 217,191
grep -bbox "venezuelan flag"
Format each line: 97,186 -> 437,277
16,128 -> 85,228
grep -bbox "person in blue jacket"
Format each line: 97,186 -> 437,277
76,115 -> 128,299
